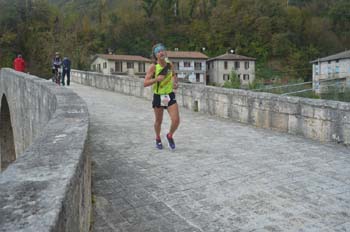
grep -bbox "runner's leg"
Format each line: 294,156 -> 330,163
167,103 -> 180,135
154,107 -> 164,138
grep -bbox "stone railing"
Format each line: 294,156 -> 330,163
71,69 -> 350,145
0,68 -> 90,232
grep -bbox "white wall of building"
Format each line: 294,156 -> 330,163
313,58 -> 350,80
207,60 -> 255,86
312,58 -> 350,93
91,57 -> 110,75
169,58 -> 206,84
91,58 -> 151,77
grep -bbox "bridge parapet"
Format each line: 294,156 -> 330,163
72,69 -> 350,145
0,69 -> 90,232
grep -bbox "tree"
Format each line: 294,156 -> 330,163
1,0 -> 349,82
328,0 -> 350,45
270,33 -> 293,57
142,0 -> 158,17
223,71 -> 241,89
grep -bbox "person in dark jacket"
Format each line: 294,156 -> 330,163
61,56 -> 71,86
13,54 -> 25,72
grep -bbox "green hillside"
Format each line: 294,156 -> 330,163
0,0 -> 349,80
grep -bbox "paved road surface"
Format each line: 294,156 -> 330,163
71,84 -> 350,232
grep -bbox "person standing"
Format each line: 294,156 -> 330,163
61,56 -> 71,86
143,43 -> 180,150
13,54 -> 25,72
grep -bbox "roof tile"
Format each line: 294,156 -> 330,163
95,54 -> 151,62
207,53 -> 256,61
166,51 -> 208,59
310,50 -> 350,63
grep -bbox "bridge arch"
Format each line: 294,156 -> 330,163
0,94 -> 16,171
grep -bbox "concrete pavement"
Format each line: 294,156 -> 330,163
71,84 -> 350,232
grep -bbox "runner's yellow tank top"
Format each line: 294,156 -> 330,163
153,62 -> 173,95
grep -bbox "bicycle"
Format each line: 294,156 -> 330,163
52,66 -> 62,85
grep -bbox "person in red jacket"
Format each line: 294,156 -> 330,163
13,54 -> 26,72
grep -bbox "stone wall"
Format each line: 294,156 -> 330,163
0,68 -> 91,232
72,69 -> 350,145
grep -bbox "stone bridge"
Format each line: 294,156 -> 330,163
0,68 -> 350,231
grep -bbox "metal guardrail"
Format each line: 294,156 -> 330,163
253,81 -> 312,91
253,76 -> 349,96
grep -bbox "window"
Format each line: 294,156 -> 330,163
184,61 -> 191,67
335,66 -> 339,73
97,64 -> 101,72
138,62 -> 145,73
103,62 -> 107,69
173,62 -> 179,70
223,74 -> 229,81
224,61 -> 228,70
234,61 -> 240,69
115,61 -> 122,72
315,65 -> 319,75
195,62 -> 202,70
127,62 -> 134,69
244,61 -> 249,69
243,74 -> 249,80
328,66 -> 332,74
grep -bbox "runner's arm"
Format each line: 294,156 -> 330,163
144,64 -> 165,87
170,63 -> 178,89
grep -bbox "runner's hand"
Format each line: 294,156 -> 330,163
156,75 -> 165,82
173,81 -> 178,89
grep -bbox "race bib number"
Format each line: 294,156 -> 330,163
160,94 -> 170,106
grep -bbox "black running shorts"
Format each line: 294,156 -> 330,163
152,92 -> 177,108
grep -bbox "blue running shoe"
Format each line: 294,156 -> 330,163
166,133 -> 175,150
156,139 -> 163,149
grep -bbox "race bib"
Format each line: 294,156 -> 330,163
160,94 -> 170,106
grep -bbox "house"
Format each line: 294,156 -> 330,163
310,50 -> 350,93
166,51 -> 208,84
206,53 -> 256,86
91,54 -> 151,78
